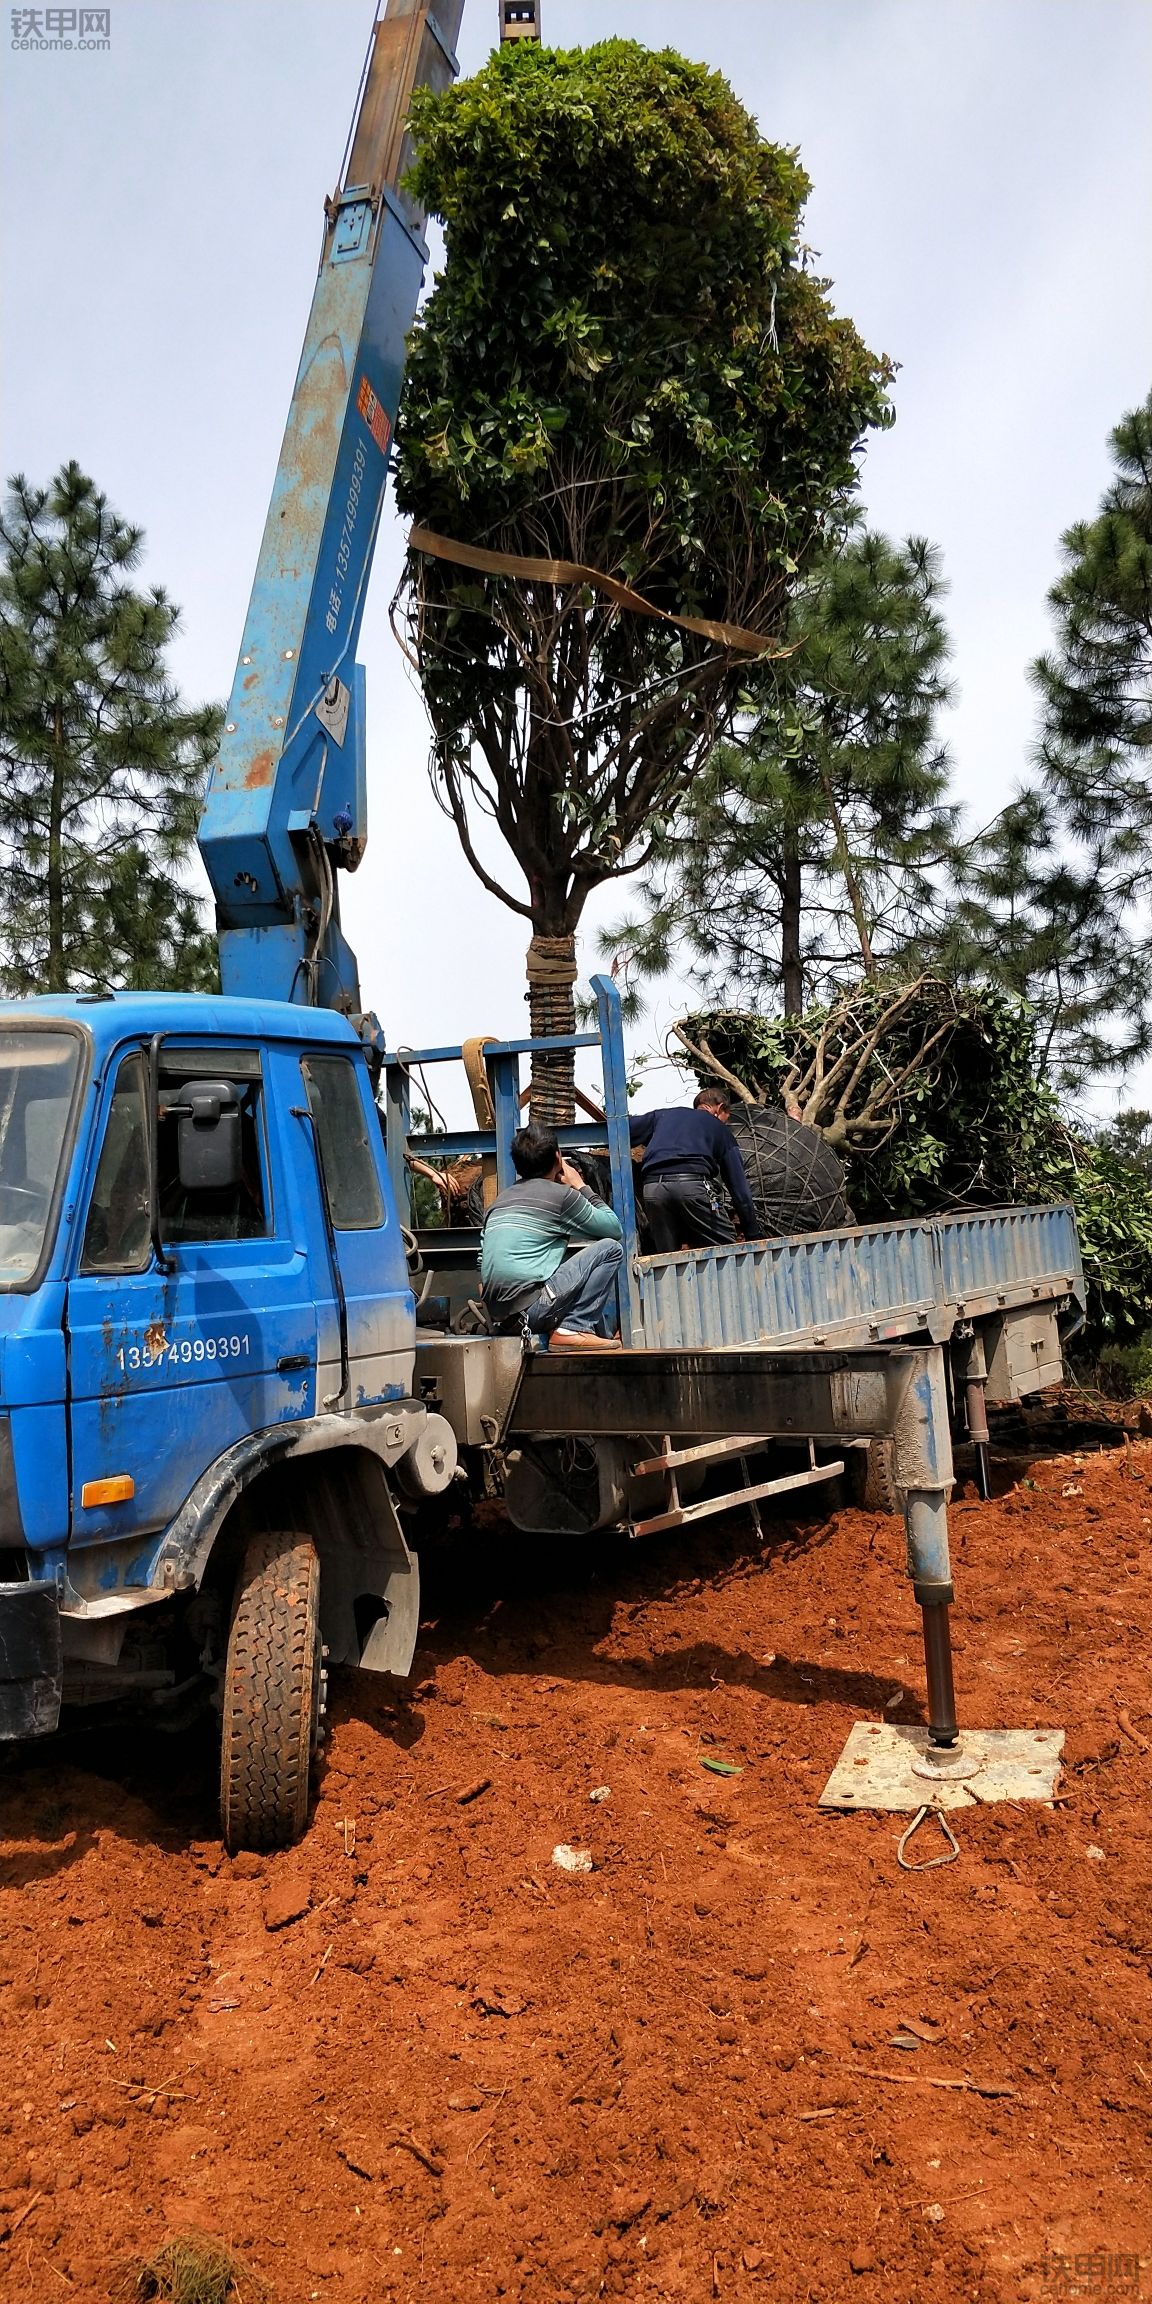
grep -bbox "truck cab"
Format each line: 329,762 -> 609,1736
0,992 -> 454,1847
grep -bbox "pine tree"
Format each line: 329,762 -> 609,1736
940,392 -> 1152,1088
0,463 -> 220,996
1036,391 -> 1152,835
939,792 -> 1151,1087
605,526 -> 954,1017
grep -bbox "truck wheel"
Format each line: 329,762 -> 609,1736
846,1437 -> 902,1516
219,1530 -> 321,1854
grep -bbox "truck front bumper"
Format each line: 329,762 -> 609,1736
0,1582 -> 62,1739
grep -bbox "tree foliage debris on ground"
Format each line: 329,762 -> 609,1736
127,2234 -> 266,2304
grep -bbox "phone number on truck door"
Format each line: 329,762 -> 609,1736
116,1333 -> 251,1372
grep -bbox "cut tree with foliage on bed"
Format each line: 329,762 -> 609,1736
393,37 -> 892,1121
674,975 -> 1152,1349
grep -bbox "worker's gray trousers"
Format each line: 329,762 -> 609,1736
527,1239 -> 624,1338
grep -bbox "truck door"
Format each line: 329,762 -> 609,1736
65,1043 -> 318,1563
299,1050 -> 414,1409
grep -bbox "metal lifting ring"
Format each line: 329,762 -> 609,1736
896,1804 -> 961,1871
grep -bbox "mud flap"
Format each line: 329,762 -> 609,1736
356,1535 -> 420,1678
0,1582 -> 63,1739
312,1456 -> 421,1681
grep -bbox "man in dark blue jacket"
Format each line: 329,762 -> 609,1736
629,1089 -> 761,1252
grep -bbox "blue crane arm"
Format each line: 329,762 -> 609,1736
197,0 -> 464,1031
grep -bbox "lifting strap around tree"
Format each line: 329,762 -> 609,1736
461,1036 -> 499,1212
407,525 -> 792,659
525,934 -> 578,994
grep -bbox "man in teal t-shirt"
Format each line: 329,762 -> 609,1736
480,1124 -> 623,1352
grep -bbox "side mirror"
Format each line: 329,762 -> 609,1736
164,1080 -> 243,1192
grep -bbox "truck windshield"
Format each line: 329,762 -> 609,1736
0,1030 -> 82,1285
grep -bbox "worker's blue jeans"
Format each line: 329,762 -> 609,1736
526,1238 -> 624,1339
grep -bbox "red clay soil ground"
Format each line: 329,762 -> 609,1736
1,1435 -> 1150,2304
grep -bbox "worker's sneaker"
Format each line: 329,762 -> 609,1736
548,1329 -> 623,1352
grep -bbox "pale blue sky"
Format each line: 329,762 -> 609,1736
2,0 -> 1150,1106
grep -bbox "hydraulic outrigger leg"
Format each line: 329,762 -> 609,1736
904,1491 -> 959,1746
887,1348 -> 983,1778
806,1343 -> 1067,1811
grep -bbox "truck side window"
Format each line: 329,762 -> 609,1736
304,1056 -> 384,1230
80,1052 -> 151,1274
156,1052 -> 269,1243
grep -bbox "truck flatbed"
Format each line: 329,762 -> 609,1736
632,1202 -> 1082,1361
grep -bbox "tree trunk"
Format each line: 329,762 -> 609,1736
526,932 -> 577,1126
816,759 -> 875,978
781,836 -> 803,1018
48,701 -> 66,993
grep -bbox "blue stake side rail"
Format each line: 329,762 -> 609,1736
383,974 -> 1085,1357
633,1203 -> 1083,1353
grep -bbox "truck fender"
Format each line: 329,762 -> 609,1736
147,1407 -> 425,1675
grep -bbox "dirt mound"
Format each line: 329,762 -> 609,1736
1,1439 -> 1149,2302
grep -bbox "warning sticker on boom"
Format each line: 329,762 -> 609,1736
357,375 -> 391,456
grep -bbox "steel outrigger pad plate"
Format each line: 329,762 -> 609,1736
819,1722 -> 1065,1811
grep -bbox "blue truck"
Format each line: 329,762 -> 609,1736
0,0 -> 1084,1849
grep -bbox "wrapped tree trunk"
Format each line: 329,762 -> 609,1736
526,932 -> 577,1126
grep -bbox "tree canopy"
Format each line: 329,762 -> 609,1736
0,463 -> 219,996
394,37 -> 892,1116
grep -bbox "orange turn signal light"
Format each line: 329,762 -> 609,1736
80,1475 -> 136,1509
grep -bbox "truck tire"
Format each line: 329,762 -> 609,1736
846,1437 -> 902,1516
219,1530 -> 321,1854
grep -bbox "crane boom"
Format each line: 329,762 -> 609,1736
198,0 -> 464,1031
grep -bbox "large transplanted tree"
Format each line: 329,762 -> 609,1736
0,463 -> 219,997
393,38 -> 892,1119
604,524 -> 955,1019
